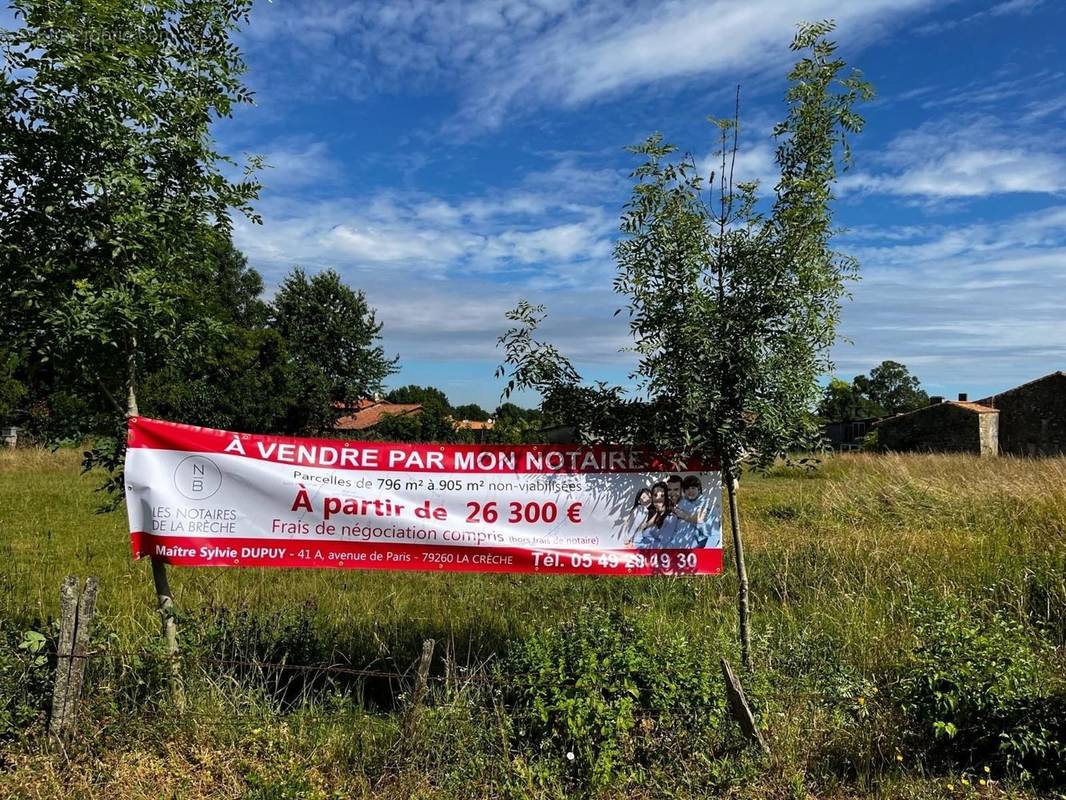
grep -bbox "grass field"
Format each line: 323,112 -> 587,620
1,448 -> 1064,798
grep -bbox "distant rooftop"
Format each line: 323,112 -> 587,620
335,400 -> 422,430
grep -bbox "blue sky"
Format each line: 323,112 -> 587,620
22,0 -> 1066,409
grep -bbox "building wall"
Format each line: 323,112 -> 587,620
876,404 -> 998,455
978,412 -> 999,457
980,373 -> 1066,456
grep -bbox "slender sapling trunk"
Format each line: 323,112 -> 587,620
726,475 -> 752,671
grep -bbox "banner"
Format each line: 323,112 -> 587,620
125,417 -> 723,576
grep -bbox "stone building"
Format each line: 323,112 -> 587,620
977,371 -> 1066,456
873,398 -> 999,456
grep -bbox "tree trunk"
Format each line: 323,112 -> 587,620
126,341 -> 139,417
726,476 -> 752,671
126,336 -> 183,706
152,557 -> 184,707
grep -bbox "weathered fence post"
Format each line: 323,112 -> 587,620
69,577 -> 98,722
49,576 -> 99,741
404,638 -> 436,739
721,657 -> 770,755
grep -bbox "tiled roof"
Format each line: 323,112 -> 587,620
874,399 -> 997,427
335,402 -> 422,430
951,400 -> 998,414
454,419 -> 494,430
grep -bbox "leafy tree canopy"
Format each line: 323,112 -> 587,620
817,361 -> 929,421
817,377 -> 886,421
452,403 -> 490,422
491,402 -> 542,444
386,385 -> 450,411
0,0 -> 261,433
0,350 -> 26,424
854,360 -> 929,415
271,268 -> 398,407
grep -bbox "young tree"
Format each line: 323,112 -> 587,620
271,268 -> 398,408
497,21 -> 871,670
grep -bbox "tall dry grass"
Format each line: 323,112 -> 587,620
0,448 -> 1063,799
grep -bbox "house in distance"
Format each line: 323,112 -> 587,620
872,371 -> 1066,456
333,398 -> 498,439
873,396 -> 999,456
334,398 -> 423,431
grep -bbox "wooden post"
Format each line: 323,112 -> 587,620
721,657 -> 770,755
151,558 -> 184,708
50,576 -> 99,741
68,577 -> 98,726
49,576 -> 79,740
404,638 -> 436,739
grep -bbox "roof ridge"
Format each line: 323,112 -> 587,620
978,370 -> 1066,403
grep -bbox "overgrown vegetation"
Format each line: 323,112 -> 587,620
1,449 -> 1064,798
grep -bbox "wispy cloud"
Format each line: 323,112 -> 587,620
917,0 -> 1045,35
259,138 -> 343,189
243,0 -> 938,131
699,140 -> 780,195
841,117 -> 1066,200
231,166 -> 638,378
236,187 -> 616,278
833,205 -> 1066,392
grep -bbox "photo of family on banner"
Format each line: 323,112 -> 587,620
623,474 -> 722,549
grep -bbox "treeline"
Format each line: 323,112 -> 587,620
817,360 -> 930,422
0,231 -> 541,445
0,229 -> 393,442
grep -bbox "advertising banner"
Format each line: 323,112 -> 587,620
125,417 -> 723,576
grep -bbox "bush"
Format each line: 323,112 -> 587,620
0,624 -> 52,740
501,609 -> 725,792
861,429 -> 880,452
896,603 -> 1066,784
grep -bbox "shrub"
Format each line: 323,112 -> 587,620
896,603 -> 1066,784
501,608 -> 724,792
0,624 -> 52,740
861,429 -> 880,452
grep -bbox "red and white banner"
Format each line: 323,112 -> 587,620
125,417 -> 723,576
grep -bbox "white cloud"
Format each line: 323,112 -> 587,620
985,0 -> 1045,16
259,139 -> 342,189
243,0 -> 938,130
841,118 -> 1066,200
916,0 -> 1045,35
236,185 -> 615,276
227,159 -> 644,383
699,139 -> 779,195
832,204 -> 1066,393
